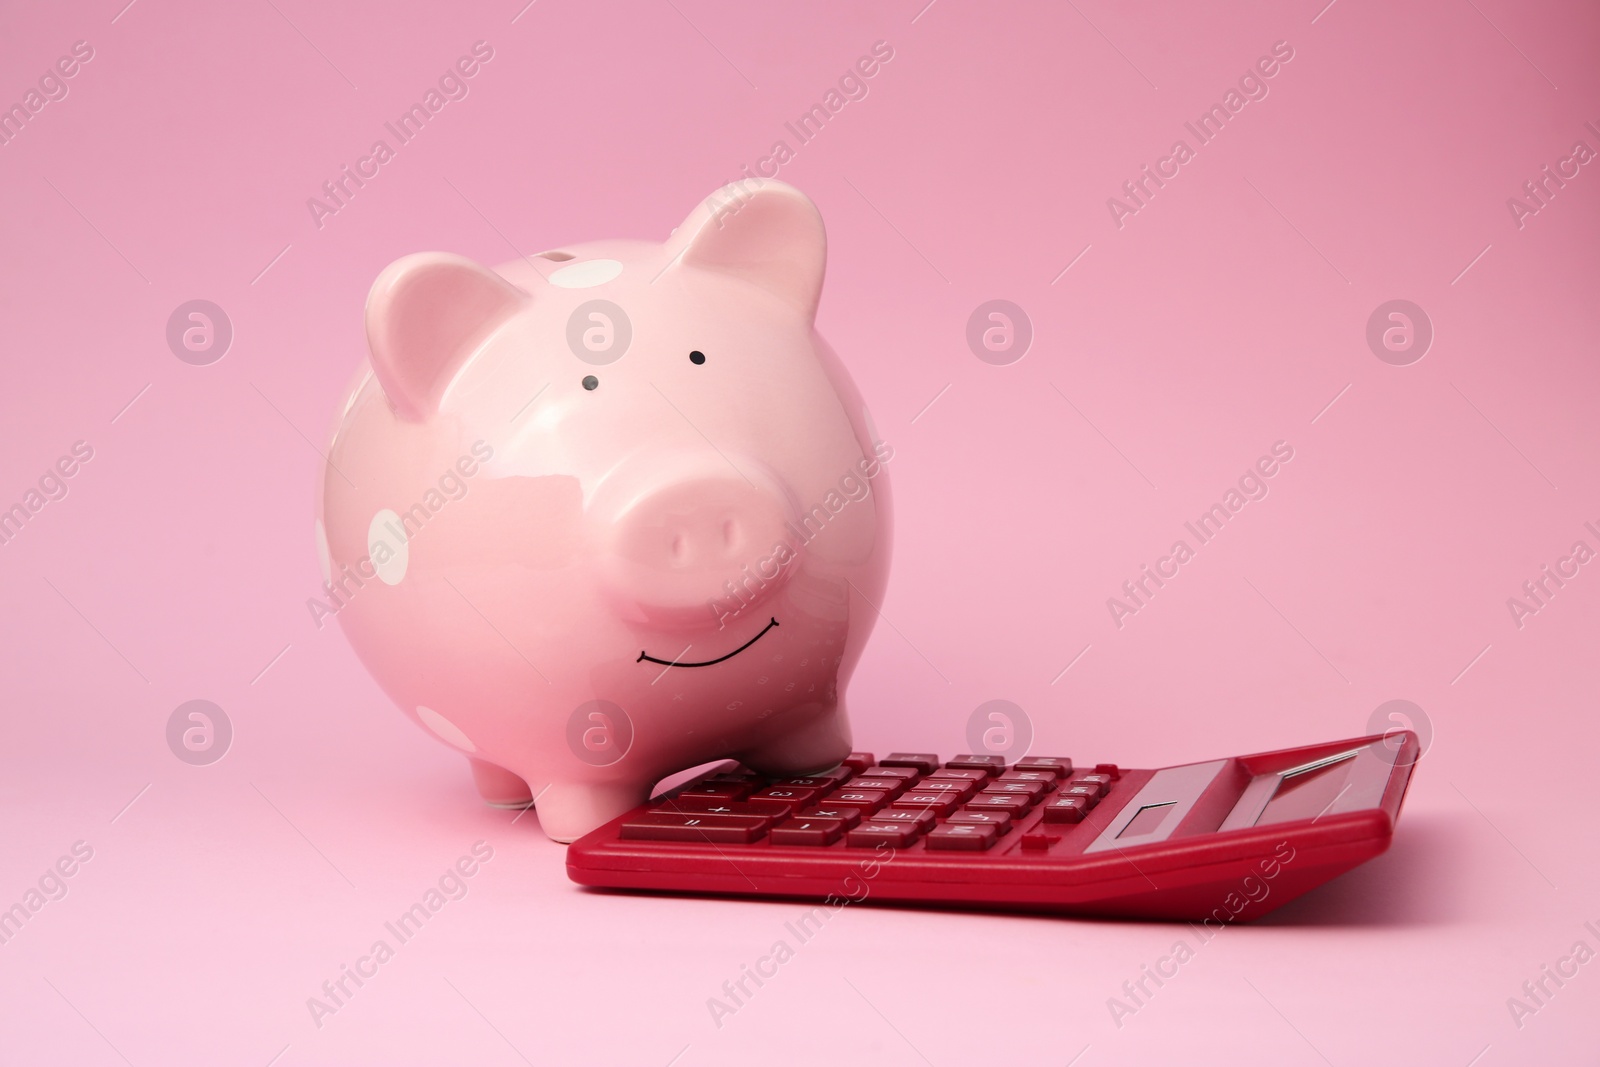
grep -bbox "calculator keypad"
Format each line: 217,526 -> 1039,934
624,753 -> 1123,852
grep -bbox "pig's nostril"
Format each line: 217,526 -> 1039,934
722,519 -> 737,549
670,533 -> 687,562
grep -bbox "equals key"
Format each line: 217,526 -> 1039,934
621,812 -> 771,843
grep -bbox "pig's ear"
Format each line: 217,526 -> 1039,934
365,253 -> 525,420
669,181 -> 826,319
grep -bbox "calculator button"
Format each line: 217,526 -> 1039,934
770,819 -> 846,846
847,822 -> 920,847
1094,763 -> 1122,779
654,799 -> 792,818
746,787 -> 822,810
879,753 -> 940,773
825,789 -> 891,813
964,794 -> 1031,816
1059,784 -> 1101,806
620,813 -> 769,843
842,753 -> 876,772
947,810 -> 1013,832
1071,775 -> 1111,798
774,770 -> 853,789
859,765 -> 919,781
1020,832 -> 1060,850
999,770 -> 1058,788
848,777 -> 909,797
798,806 -> 862,828
871,808 -> 938,831
942,754 -> 1007,775
704,768 -> 759,781
1015,757 -> 1073,778
1043,796 -> 1091,823
982,780 -> 1047,799
765,778 -> 829,792
923,768 -> 988,784
927,823 -> 999,851
892,792 -> 964,816
913,780 -> 977,799
676,782 -> 752,800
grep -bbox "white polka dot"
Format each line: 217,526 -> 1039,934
368,509 -> 409,585
315,519 -> 332,583
417,705 -> 477,752
549,259 -> 623,289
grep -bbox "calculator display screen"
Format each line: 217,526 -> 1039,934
1254,752 -> 1358,826
1118,802 -> 1177,838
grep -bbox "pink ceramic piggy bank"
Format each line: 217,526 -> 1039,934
317,181 -> 891,841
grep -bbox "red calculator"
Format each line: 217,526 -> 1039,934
567,732 -> 1419,920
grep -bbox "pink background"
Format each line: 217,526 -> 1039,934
3,0 -> 1598,1063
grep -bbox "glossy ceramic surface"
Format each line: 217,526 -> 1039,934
317,182 -> 892,840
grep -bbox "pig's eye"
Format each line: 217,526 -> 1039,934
582,375 -> 599,390
689,350 -> 706,365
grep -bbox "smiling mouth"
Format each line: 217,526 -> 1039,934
637,617 -> 779,668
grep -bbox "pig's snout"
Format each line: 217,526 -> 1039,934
602,474 -> 795,627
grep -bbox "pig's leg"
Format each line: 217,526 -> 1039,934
468,758 -> 534,808
736,704 -> 852,776
534,781 -> 651,843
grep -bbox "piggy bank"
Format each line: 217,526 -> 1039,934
316,181 -> 892,841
